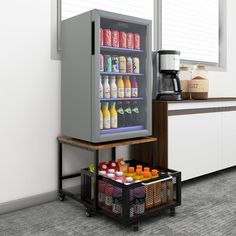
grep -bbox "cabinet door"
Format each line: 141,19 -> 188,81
221,111 -> 236,169
168,113 -> 221,181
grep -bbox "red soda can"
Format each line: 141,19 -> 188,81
119,31 -> 127,48
127,32 -> 134,49
111,30 -> 119,48
100,28 -> 103,46
134,33 -> 140,50
103,29 -> 111,46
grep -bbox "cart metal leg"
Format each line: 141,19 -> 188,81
112,147 -> 116,161
93,150 -> 99,212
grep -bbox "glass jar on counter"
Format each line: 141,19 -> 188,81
190,64 -> 209,100
178,65 -> 191,100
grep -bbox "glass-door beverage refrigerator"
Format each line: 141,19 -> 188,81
61,9 -> 152,143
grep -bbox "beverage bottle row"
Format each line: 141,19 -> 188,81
100,54 -> 140,74
100,101 -> 141,130
100,76 -> 138,99
100,28 -> 140,50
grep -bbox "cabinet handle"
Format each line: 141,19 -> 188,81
91,21 -> 95,55
141,176 -> 172,186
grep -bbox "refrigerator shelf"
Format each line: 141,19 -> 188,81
100,72 -> 144,76
100,126 -> 144,134
100,46 -> 144,54
100,97 -> 144,101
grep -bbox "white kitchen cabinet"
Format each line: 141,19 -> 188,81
168,113 -> 222,181
221,111 -> 236,169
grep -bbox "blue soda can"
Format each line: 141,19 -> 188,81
112,55 -> 119,72
104,55 -> 112,72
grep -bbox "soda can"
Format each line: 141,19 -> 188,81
127,32 -> 134,49
100,54 -> 104,72
119,31 -> 127,48
100,28 -> 103,46
119,56 -> 126,73
111,30 -> 119,48
126,57 -> 133,73
112,55 -> 119,72
134,33 -> 140,50
133,57 -> 140,74
103,29 -> 111,46
104,55 -> 112,72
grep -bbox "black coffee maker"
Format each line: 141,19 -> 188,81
153,50 -> 182,101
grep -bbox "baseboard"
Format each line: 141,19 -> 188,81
0,191 -> 58,215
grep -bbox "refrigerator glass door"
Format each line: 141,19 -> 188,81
92,10 -> 152,142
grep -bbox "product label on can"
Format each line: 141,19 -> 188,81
104,55 -> 112,72
126,57 -> 133,73
103,29 -> 111,46
131,88 -> 138,97
127,33 -> 134,49
111,30 -> 119,48
112,56 -> 119,72
117,88 -> 124,98
103,116 -> 110,129
125,88 -> 131,98
100,28 -> 103,46
133,57 -> 140,74
119,56 -> 126,73
119,32 -> 127,48
134,34 -> 140,50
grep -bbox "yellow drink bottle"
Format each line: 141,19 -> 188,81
110,102 -> 118,128
102,102 -> 110,129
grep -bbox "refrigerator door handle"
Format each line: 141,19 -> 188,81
91,21 -> 95,55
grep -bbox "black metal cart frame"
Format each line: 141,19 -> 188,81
57,136 -> 181,231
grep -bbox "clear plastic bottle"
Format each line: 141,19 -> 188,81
100,76 -> 103,98
110,76 -> 117,98
103,76 -> 110,99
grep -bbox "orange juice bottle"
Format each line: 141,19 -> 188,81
126,167 -> 135,177
117,76 -> 124,98
136,165 -> 143,171
144,167 -> 150,173
142,171 -> 152,181
134,169 -> 143,181
151,169 -> 159,178
124,76 -> 131,98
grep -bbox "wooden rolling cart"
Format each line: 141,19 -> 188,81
57,136 -> 181,231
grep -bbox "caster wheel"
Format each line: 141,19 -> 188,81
170,207 -> 175,216
132,222 -> 139,231
58,193 -> 65,201
85,208 -> 92,217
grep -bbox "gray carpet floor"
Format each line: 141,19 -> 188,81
0,167 -> 235,236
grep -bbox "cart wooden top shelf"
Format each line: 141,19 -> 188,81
57,136 -> 158,151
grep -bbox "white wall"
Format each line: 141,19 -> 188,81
0,0 -> 235,205
0,0 -> 60,203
